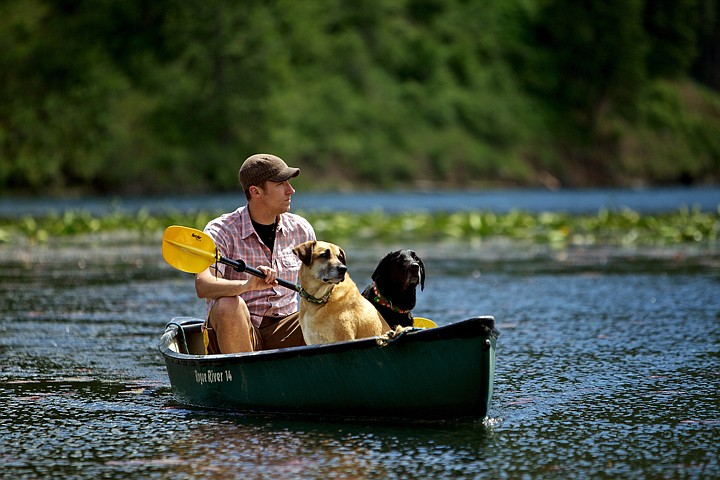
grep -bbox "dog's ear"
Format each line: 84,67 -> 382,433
293,241 -> 316,266
371,251 -> 391,281
337,247 -> 347,265
371,264 -> 380,281
416,254 -> 426,291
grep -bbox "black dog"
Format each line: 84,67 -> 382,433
362,250 -> 425,328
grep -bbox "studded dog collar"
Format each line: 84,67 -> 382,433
371,283 -> 411,314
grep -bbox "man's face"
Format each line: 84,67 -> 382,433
256,180 -> 295,214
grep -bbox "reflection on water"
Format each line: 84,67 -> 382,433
1,238 -> 718,478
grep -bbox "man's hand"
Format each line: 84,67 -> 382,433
245,265 -> 279,291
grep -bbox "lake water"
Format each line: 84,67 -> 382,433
1,190 -> 719,478
2,185 -> 720,216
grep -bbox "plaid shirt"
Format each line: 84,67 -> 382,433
203,206 -> 315,326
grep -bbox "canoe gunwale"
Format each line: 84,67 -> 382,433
159,316 -> 499,367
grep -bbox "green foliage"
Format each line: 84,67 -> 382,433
615,80 -> 720,182
518,0 -> 649,134
1,207 -> 718,249
0,0 -> 718,194
643,0 -> 700,78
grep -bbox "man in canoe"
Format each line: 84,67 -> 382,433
194,154 -> 316,354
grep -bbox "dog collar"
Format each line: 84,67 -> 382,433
371,283 -> 411,314
299,285 -> 334,304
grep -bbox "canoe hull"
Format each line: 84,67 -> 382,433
159,316 -> 499,420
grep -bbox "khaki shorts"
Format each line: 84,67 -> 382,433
204,312 -> 306,354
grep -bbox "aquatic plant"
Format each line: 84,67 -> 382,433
1,206 -> 718,248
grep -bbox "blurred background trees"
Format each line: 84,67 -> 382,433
1,0 -> 718,195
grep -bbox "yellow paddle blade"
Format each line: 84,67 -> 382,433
413,317 -> 437,329
162,225 -> 219,274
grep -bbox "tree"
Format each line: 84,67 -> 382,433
692,0 -> 720,90
643,0 -> 699,78
520,0 -> 648,135
0,0 -> 128,192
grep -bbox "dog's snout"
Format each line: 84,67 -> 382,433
321,261 -> 347,284
406,261 -> 423,288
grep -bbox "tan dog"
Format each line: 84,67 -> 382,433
292,240 -> 390,345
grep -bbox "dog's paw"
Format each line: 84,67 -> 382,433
375,325 -> 414,346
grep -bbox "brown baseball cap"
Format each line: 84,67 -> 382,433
238,154 -> 300,190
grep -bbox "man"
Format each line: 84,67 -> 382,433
195,153 -> 316,354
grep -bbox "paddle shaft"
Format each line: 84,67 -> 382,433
161,226 -> 300,292
221,256 -> 300,292
162,226 -> 436,328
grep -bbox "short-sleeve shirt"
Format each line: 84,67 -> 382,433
203,206 -> 315,327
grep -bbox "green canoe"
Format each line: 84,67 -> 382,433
158,316 -> 499,420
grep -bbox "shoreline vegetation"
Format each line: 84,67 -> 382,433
2,1 -> 719,195
2,206 -> 718,248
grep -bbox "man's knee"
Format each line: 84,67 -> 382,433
211,296 -> 246,320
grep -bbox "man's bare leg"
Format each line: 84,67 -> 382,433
207,296 -> 254,353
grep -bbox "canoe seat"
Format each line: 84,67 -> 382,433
165,317 -> 207,355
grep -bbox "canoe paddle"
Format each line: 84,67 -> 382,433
162,225 -> 436,328
161,225 -> 300,292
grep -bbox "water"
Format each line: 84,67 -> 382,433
1,233 -> 718,479
2,185 -> 719,216
2,187 -> 720,478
